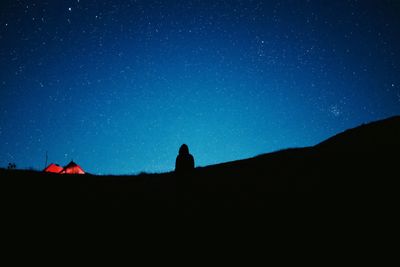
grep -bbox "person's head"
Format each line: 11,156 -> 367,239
179,144 -> 189,155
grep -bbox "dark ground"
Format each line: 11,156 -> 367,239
1,116 -> 399,211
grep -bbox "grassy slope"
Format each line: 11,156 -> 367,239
1,116 -> 399,209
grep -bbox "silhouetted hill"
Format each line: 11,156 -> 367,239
316,115 -> 400,148
1,116 -> 399,210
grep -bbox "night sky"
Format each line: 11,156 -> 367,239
1,0 -> 399,174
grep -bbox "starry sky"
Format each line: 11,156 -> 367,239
1,0 -> 399,174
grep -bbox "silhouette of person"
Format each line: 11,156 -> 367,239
175,144 -> 195,174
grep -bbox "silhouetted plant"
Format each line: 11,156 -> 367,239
7,163 -> 16,170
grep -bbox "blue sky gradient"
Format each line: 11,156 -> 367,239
1,0 -> 399,174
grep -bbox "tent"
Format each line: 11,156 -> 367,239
60,161 -> 85,174
43,163 -> 64,173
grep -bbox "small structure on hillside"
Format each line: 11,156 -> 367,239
43,163 -> 64,173
43,161 -> 85,174
60,161 -> 85,174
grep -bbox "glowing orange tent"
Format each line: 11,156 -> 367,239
43,163 -> 64,173
60,161 -> 85,174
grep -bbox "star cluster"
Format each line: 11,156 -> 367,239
1,0 -> 399,174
